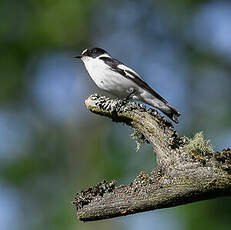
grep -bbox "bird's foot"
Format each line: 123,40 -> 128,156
125,88 -> 136,101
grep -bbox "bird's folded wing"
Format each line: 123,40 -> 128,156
99,56 -> 167,103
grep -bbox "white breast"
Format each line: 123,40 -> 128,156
83,57 -> 109,88
82,57 -> 140,98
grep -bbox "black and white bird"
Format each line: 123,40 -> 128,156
75,47 -> 181,123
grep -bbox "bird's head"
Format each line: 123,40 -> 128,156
75,48 -> 109,62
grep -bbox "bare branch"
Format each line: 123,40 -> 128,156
73,94 -> 231,222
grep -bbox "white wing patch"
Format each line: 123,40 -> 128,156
117,64 -> 143,80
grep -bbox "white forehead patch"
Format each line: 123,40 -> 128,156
81,49 -> 87,55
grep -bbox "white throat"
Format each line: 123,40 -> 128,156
81,53 -> 113,90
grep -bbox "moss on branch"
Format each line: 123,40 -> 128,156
73,94 -> 231,222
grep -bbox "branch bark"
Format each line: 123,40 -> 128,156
73,94 -> 231,222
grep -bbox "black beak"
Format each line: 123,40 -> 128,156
74,55 -> 82,59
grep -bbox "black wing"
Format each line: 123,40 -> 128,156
99,56 -> 167,103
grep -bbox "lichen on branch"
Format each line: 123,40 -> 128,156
185,132 -> 213,156
73,94 -> 231,222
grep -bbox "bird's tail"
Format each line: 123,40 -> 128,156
160,103 -> 181,123
139,91 -> 181,123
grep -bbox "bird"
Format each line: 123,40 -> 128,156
75,47 -> 181,123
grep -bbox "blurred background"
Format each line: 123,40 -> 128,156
0,0 -> 231,229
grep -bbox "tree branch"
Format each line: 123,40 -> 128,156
73,94 -> 231,222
